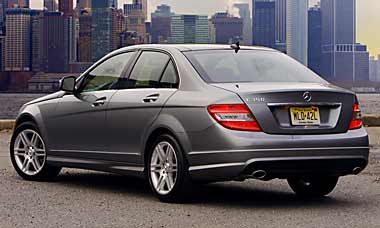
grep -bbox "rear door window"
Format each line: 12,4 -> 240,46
127,51 -> 170,88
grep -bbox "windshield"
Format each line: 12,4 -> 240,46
184,50 -> 326,83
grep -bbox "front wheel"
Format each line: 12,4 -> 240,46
10,121 -> 61,181
287,176 -> 339,198
147,134 -> 192,203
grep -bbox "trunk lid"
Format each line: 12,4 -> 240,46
211,82 -> 356,134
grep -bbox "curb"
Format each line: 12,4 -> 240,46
363,115 -> 380,127
1,115 -> 380,130
0,120 -> 14,131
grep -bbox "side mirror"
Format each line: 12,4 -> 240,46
59,76 -> 76,93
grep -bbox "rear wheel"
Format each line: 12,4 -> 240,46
147,134 -> 192,203
287,176 -> 339,198
10,121 -> 61,181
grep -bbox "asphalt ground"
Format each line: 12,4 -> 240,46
0,131 -> 379,228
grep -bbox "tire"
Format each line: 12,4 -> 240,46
146,134 -> 192,203
10,121 -> 61,181
287,176 -> 339,198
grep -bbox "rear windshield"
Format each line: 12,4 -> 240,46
184,50 -> 325,83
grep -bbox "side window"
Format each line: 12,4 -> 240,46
78,52 -> 135,93
127,51 -> 170,89
160,61 -> 179,88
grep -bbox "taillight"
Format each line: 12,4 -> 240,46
349,102 -> 363,130
207,104 -> 262,131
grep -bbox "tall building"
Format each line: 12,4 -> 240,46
134,0 -> 147,18
0,35 -> 5,71
31,11 -> 43,72
321,0 -> 361,81
211,12 -> 243,44
286,0 -> 308,65
78,10 -> 91,62
369,56 -> 378,82
7,0 -> 29,8
44,0 -> 58,12
208,19 -> 216,44
4,8 -> 38,71
354,43 -> 369,81
151,4 -> 172,44
252,0 -> 275,48
112,8 -> 126,49
168,14 -> 209,44
91,0 -> 115,62
308,4 -> 322,75
124,0 -> 147,42
275,0 -> 286,51
0,0 -> 7,35
58,0 -> 74,16
233,3 -> 252,45
77,0 -> 91,10
40,12 -> 71,72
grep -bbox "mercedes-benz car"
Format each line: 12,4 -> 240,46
10,44 -> 369,202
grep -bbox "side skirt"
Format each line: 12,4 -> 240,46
47,155 -> 145,178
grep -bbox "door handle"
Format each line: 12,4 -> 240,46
92,97 -> 107,107
142,94 -> 160,103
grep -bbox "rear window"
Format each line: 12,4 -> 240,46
184,50 -> 325,83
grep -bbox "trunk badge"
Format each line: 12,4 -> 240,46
303,92 -> 312,102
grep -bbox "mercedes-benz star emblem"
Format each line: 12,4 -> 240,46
303,92 -> 312,102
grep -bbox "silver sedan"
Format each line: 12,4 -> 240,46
10,45 -> 369,202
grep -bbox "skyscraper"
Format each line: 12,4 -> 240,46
7,0 -> 29,8
0,0 -> 7,35
233,3 -> 252,45
78,10 -> 91,62
124,0 -> 147,42
369,56 -> 377,82
354,43 -> 369,81
31,11 -> 43,72
134,0 -> 147,18
286,0 -> 308,65
321,0 -> 364,81
44,0 -> 58,11
77,0 -> 91,10
308,4 -> 322,75
151,4 -> 172,44
4,8 -> 38,71
59,0 -> 74,16
91,0 -> 115,62
211,12 -> 243,44
275,0 -> 286,51
40,12 -> 72,73
168,14 -> 209,44
252,0 -> 275,48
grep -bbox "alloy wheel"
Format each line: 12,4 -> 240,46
13,129 -> 46,176
150,141 -> 178,195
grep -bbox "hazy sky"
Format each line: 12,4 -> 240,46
30,0 -> 380,57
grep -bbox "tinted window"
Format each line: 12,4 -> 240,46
160,61 -> 179,88
184,50 -> 326,83
78,52 -> 135,92
128,51 -> 170,88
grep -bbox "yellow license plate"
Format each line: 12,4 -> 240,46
290,107 -> 321,126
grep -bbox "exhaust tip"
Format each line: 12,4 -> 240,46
251,170 -> 267,179
353,167 -> 362,175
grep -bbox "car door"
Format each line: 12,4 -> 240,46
105,50 -> 179,163
48,51 -> 137,159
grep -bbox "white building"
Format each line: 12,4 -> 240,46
286,0 -> 308,65
369,56 -> 380,82
233,3 -> 252,45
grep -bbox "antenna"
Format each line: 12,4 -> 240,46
230,41 -> 240,53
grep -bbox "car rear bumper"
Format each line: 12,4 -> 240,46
186,127 -> 369,182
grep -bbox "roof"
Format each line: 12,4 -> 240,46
117,44 -> 276,52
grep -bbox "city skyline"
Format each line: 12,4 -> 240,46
29,0 -> 380,57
